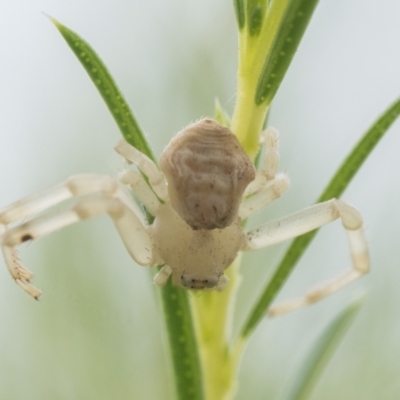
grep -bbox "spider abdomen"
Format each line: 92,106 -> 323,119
160,118 -> 255,230
151,203 -> 243,289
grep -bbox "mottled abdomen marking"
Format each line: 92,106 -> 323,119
160,118 -> 255,230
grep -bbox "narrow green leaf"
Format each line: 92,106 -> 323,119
255,0 -> 319,105
160,282 -> 204,400
233,0 -> 246,30
247,0 -> 267,36
49,16 -> 155,160
241,96 -> 400,337
282,299 -> 363,400
50,17 -> 204,399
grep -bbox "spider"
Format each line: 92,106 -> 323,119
0,118 -> 369,316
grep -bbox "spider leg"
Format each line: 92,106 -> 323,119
242,199 -> 369,316
114,140 -> 168,201
0,174 -> 153,298
216,274 -> 229,291
244,127 -> 280,197
119,170 -> 161,216
154,264 -> 172,286
239,173 -> 289,219
0,174 -> 142,224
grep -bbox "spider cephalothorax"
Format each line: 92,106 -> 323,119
0,118 -> 369,315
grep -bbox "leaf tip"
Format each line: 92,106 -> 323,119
43,12 -> 60,27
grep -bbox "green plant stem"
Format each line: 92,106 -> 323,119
232,0 -> 289,158
190,2 -> 318,397
191,256 -> 243,400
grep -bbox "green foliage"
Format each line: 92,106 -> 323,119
232,0 -> 317,158
233,0 -> 246,30
160,282 -> 205,400
48,16 -> 154,160
282,299 -> 363,400
246,0 -> 268,36
255,0 -> 320,105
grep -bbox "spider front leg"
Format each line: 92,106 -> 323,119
114,139 -> 168,202
115,140 -> 180,288
239,173 -> 289,219
0,174 -> 153,298
118,170 -> 161,216
244,127 -> 281,197
240,127 -> 289,219
242,199 -> 369,316
154,264 -> 172,286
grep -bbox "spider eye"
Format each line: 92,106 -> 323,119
181,273 -> 219,289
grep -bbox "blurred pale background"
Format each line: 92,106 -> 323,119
1,1 -> 400,399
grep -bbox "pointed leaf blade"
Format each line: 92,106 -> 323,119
282,299 -> 363,400
255,0 -> 320,105
49,16 -> 155,160
233,0 -> 246,30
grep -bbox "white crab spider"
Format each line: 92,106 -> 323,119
0,118 -> 369,316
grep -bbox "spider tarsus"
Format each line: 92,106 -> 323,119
20,234 -> 33,243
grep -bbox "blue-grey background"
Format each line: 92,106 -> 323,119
1,1 -> 400,399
